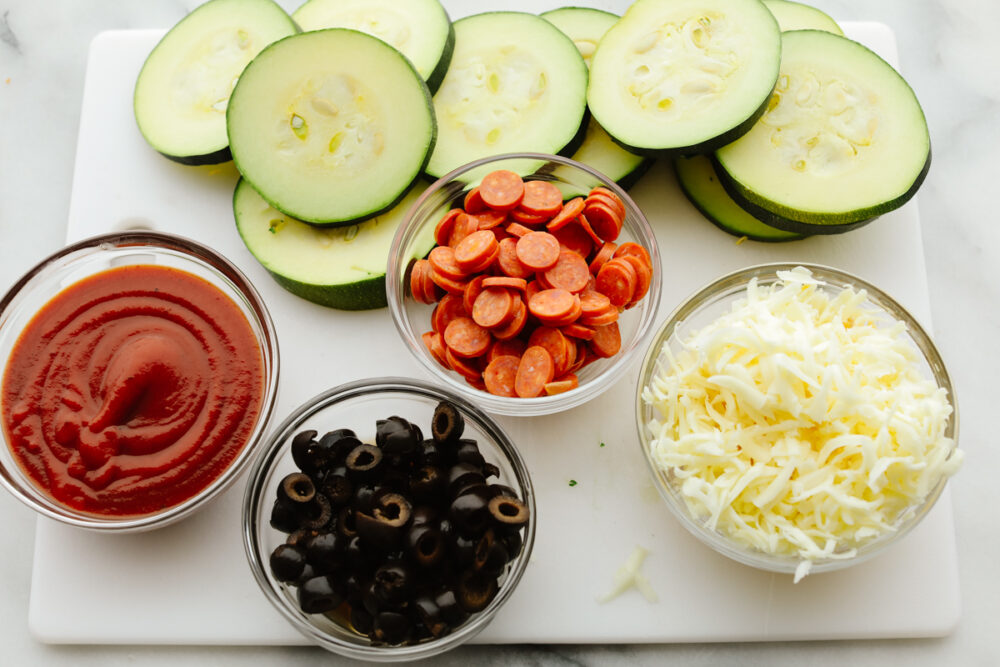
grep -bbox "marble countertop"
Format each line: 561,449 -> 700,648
1,0 -> 997,664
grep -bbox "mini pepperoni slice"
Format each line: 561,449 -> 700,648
560,323 -> 595,340
505,222 -> 533,238
475,209 -> 508,230
514,346 -> 555,398
545,197 -> 584,232
482,276 -> 527,292
454,229 -> 499,273
497,237 -> 533,279
472,287 -> 516,329
516,231 -> 561,271
568,338 -> 588,374
489,337 -> 526,362
544,374 -> 579,395
528,288 -> 576,322
617,253 -> 652,304
479,170 -> 525,211
552,222 -> 593,258
590,322 -> 621,358
443,317 -> 491,358
579,290 -> 612,317
536,294 -> 582,327
588,242 -> 618,274
576,213 -> 605,247
431,293 -> 468,333
464,187 -> 487,214
524,280 -> 543,306
422,331 -> 449,368
410,259 -> 434,304
578,308 -> 619,327
445,346 -> 484,381
491,296 -> 527,340
582,201 -> 621,242
483,355 -> 520,397
543,249 -> 590,293
429,246 -> 468,279
519,180 -> 564,216
587,189 -> 626,219
595,257 -> 637,309
528,326 -> 571,377
463,274 -> 488,313
509,207 -> 550,225
613,241 -> 653,270
435,208 -> 462,246
430,269 -> 470,295
449,212 -> 480,247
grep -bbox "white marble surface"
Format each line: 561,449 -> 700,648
0,0 -> 997,664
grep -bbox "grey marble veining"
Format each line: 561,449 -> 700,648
1,1 -> 998,664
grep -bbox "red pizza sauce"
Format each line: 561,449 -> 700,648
1,264 -> 265,517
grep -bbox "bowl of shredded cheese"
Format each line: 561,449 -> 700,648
637,264 -> 962,582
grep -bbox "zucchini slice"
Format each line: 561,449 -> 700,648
587,0 -> 781,156
291,0 -> 455,93
714,30 -> 930,231
675,155 -> 804,242
762,0 -> 843,35
234,178 -> 433,310
133,0 -> 297,165
227,29 -> 435,226
541,6 -> 651,188
425,12 -> 588,179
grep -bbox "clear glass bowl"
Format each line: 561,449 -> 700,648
242,377 -> 536,661
635,263 -> 960,577
0,231 -> 280,532
387,153 -> 662,416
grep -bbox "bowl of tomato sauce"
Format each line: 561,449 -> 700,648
0,231 -> 280,531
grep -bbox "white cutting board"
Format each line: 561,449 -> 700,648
29,8 -> 960,645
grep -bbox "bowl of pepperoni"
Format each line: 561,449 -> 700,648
388,153 -> 661,417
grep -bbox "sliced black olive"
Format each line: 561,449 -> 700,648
434,588 -> 470,627
298,575 -> 345,614
472,529 -> 496,571
432,401 -> 464,445
451,533 -> 477,569
321,466 -> 353,507
343,535 -> 367,571
488,484 -> 519,499
349,606 -> 374,637
413,594 -> 448,638
377,416 -> 421,464
269,499 -> 299,534
373,561 -> 412,606
351,482 -> 381,515
407,523 -> 445,568
344,572 -> 367,604
291,429 -> 318,472
501,530 -> 523,558
482,462 -> 500,479
447,462 -> 485,495
380,467 -> 410,493
453,481 -> 490,501
285,528 -> 317,549
300,493 -> 333,530
456,571 -> 498,613
337,507 -> 358,539
269,544 -> 307,582
409,465 -> 446,504
454,439 -> 485,467
478,539 -> 510,577
277,472 -> 316,509
373,610 -> 412,645
305,531 -> 342,571
361,578 -> 380,616
345,444 -> 383,480
318,428 -> 360,464
488,495 -> 530,532
450,487 -> 492,535
410,505 -> 439,527
420,438 -> 445,467
297,562 -> 316,585
356,493 -> 412,553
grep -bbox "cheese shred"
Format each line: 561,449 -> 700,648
642,267 -> 962,579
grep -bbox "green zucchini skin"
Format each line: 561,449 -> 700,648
158,146 -> 233,166
424,20 -> 455,95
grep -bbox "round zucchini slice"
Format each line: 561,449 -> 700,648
675,155 -> 804,242
227,29 -> 435,226
587,0 -> 781,156
234,178 -> 433,310
714,30 -> 931,230
133,0 -> 298,165
541,7 -> 651,188
425,12 -> 588,180
762,0 -> 843,35
291,0 -> 455,93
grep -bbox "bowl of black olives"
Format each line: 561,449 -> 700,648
242,377 -> 535,661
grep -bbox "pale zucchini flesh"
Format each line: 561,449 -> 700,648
426,12 -> 588,179
133,0 -> 297,164
587,0 -> 781,155
762,0 -> 843,35
714,30 -> 930,228
227,29 -> 435,225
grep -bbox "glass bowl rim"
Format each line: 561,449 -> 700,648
0,230 -> 281,531
241,375 -> 537,660
634,261 -> 959,575
386,151 -> 663,417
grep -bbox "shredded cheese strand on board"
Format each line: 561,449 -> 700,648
642,267 -> 962,579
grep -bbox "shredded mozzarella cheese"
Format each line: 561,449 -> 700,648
642,267 -> 961,579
